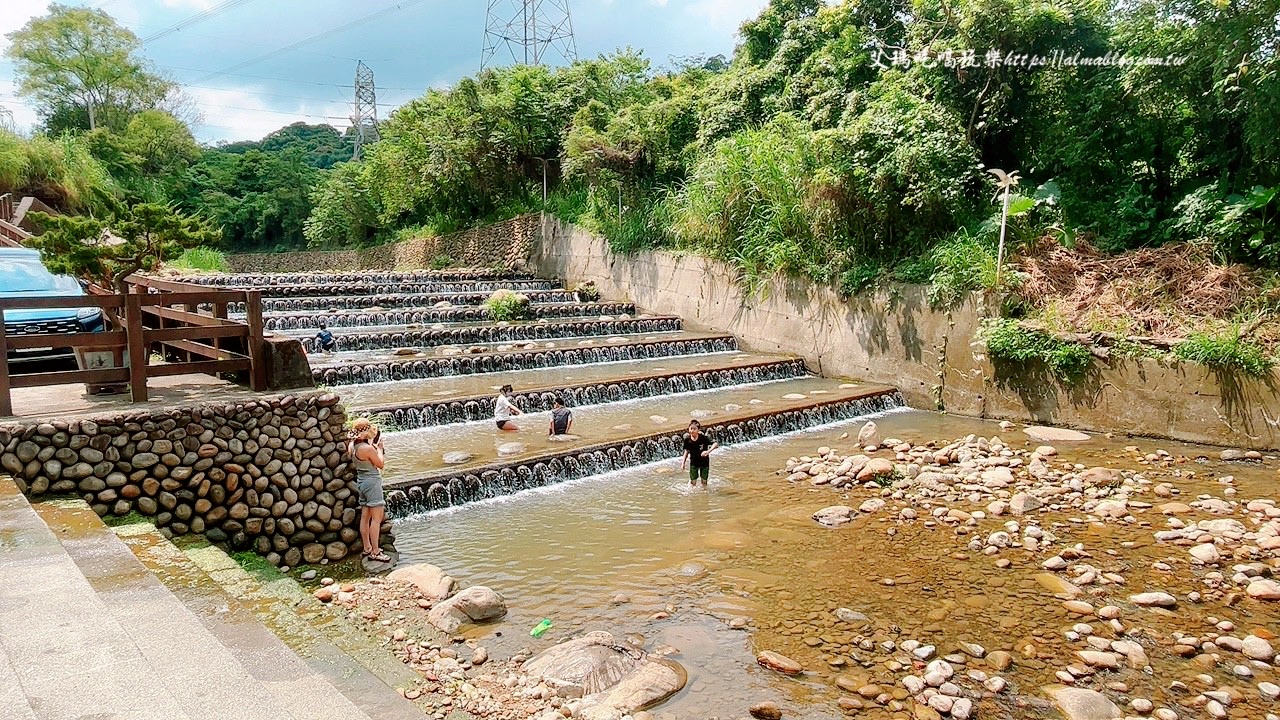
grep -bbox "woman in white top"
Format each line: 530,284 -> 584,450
494,384 -> 523,431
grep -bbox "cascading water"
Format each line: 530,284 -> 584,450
249,279 -> 556,298
300,316 -> 682,353
178,269 -> 535,287
225,289 -> 578,314
315,336 -> 739,385
260,302 -> 637,331
384,389 -> 905,515
356,358 -> 809,430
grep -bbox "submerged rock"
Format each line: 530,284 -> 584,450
1023,426 -> 1091,442
812,505 -> 854,527
757,651 -> 803,675
388,563 -> 458,600
427,585 -> 507,632
522,631 -> 686,718
498,442 -> 526,456
443,451 -> 474,464
1043,685 -> 1121,720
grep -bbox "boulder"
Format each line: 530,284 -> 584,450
1043,685 -> 1121,720
427,585 -> 507,632
856,421 -> 879,448
1247,579 -> 1280,600
812,506 -> 854,527
522,631 -> 686,718
1023,426 -> 1091,442
855,458 -> 894,481
388,563 -> 459,600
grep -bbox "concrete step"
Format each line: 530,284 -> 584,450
98,512 -> 425,720
177,268 -> 538,286
0,477 -> 196,720
353,355 -> 809,430
384,383 -> 904,515
248,288 -> 577,313
311,330 -> 737,386
296,314 -> 682,354
29,498 -> 421,720
255,278 -> 557,297
259,301 -> 637,331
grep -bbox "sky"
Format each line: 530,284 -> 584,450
0,0 -> 769,144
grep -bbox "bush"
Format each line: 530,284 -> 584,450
573,280 -> 601,302
483,289 -> 531,321
926,232 -> 999,307
168,246 -> 230,273
429,254 -> 455,270
980,318 -> 1094,383
1174,331 -> 1274,378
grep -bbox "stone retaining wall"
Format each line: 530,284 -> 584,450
228,215 -> 539,273
0,392 -> 364,567
532,216 -> 1280,450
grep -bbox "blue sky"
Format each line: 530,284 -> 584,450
0,0 -> 768,143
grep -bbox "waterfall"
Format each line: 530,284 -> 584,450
383,389 -> 906,515
262,302 -> 637,331
300,316 -> 682,355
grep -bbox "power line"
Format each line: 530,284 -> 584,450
191,0 -> 433,85
482,0 -> 577,69
142,0 -> 257,44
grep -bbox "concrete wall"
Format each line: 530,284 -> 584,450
532,216 -> 1280,449
228,215 -> 539,273
0,393 -> 365,567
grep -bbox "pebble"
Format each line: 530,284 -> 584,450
748,701 -> 782,720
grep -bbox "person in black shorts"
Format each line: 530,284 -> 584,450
681,419 -> 718,487
316,324 -> 337,353
548,396 -> 573,436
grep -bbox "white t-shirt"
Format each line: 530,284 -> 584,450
494,393 -> 517,420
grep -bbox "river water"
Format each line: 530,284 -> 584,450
391,409 -> 1280,720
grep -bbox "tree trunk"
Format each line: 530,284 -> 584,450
87,102 -> 97,131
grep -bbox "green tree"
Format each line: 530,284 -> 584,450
28,203 -> 218,291
5,3 -> 173,131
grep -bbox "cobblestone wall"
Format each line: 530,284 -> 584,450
0,393 -> 364,567
228,215 -> 539,273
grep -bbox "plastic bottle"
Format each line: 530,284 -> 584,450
530,618 -> 552,637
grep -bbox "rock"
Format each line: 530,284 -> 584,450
427,586 -> 507,632
1220,449 -> 1247,461
987,651 -> 1013,670
497,442 -> 526,456
812,506 -> 854,527
856,421 -> 879,447
1158,502 -> 1193,514
1023,426 -> 1091,442
1247,579 -> 1280,600
299,570 -> 317,581
1035,445 -> 1058,456
835,608 -> 868,623
388,563 -> 459,600
1043,685 -> 1122,720
472,646 -> 489,665
1242,635 -> 1275,661
1010,493 -> 1043,515
757,651 -> 803,676
1092,499 -> 1127,518
856,458 -> 894,481
1076,650 -> 1119,669
858,498 -> 886,513
1129,592 -> 1177,607
749,701 -> 783,720
523,631 -> 686,716
313,588 -> 334,602
442,451 -> 474,464
1190,543 -> 1221,564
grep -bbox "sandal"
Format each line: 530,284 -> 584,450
368,550 -> 392,563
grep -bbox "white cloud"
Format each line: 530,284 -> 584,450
0,1 -> 50,134
186,85 -> 351,144
686,0 -> 767,34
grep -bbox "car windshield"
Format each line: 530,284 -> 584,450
0,259 -> 58,293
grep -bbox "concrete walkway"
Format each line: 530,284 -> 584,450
0,477 -> 415,720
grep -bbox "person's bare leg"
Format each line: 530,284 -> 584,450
359,506 -> 373,555
501,422 -> 519,432
368,507 -> 388,560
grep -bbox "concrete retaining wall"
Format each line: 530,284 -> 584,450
228,216 -> 538,273
532,216 -> 1280,449
0,393 -> 364,566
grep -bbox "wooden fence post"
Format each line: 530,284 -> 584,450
0,309 -> 11,417
245,290 -> 267,391
125,291 -> 148,403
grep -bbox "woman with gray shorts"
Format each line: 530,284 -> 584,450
350,418 -> 390,562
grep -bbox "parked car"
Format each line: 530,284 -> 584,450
1,247 -> 104,362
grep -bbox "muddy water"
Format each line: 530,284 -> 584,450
379,376 -> 870,481
339,351 -> 771,409
392,409 -> 1280,720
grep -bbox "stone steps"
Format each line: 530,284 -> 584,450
26,496 -> 422,720
259,301 -> 637,331
177,269 -> 536,286
353,356 -> 808,430
383,384 -> 903,515
296,314 -> 683,353
253,278 -> 557,298
247,288 -> 577,313
312,331 -> 738,386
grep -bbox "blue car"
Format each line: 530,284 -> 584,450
1,247 -> 104,362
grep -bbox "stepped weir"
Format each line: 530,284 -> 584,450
172,267 -> 903,517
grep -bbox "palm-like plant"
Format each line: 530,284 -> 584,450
988,168 -> 1021,288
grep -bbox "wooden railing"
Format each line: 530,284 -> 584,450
0,276 -> 266,417
0,193 -> 32,247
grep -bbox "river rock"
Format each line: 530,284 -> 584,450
1243,635 -> 1275,661
812,506 -> 854,527
522,631 -> 686,718
757,651 -> 803,675
856,458 -> 894,481
1010,493 -> 1043,514
1130,592 -> 1176,607
856,421 -> 879,447
427,585 -> 507,632
442,451 -> 474,464
1024,426 -> 1091,442
1247,579 -> 1280,600
497,442 -> 526,456
858,498 -> 886,513
1043,685 -> 1121,720
388,563 -> 459,600
1189,543 -> 1221,564
749,701 -> 783,720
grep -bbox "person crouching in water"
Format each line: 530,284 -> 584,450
316,324 -> 337,354
494,384 -> 523,431
548,396 -> 573,437
681,419 -> 719,487
349,418 -> 390,562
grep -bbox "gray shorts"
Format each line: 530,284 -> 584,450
357,471 -> 385,507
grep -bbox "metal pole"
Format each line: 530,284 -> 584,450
995,184 -> 1011,288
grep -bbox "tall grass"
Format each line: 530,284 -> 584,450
0,130 -> 120,215
168,247 -> 230,273
1174,331 -> 1275,378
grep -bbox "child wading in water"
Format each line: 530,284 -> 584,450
681,419 -> 719,487
494,384 -> 523,431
